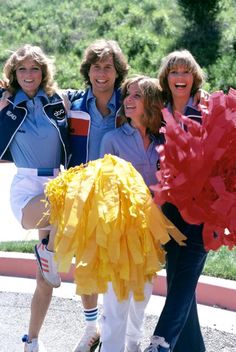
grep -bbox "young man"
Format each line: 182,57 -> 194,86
68,39 -> 129,352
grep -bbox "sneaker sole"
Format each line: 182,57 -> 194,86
34,244 -> 61,288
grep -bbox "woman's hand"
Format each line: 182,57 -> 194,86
193,89 -> 210,107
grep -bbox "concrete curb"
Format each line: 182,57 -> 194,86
1,251 -> 236,312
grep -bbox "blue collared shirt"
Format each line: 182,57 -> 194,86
9,89 -> 61,168
100,123 -> 159,188
86,88 -> 117,161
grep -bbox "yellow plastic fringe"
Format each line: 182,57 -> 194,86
45,154 -> 186,301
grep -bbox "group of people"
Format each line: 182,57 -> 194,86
0,39 -> 209,352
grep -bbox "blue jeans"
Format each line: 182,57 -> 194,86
153,204 -> 208,352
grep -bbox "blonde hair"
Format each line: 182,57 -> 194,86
119,75 -> 163,134
3,44 -> 58,96
158,49 -> 206,103
80,39 -> 129,88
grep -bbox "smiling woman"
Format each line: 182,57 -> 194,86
0,43 -> 84,352
15,60 -> 43,98
123,80 -> 145,128
144,49 -> 208,352
159,49 -> 205,112
167,66 -> 194,107
98,75 -> 166,352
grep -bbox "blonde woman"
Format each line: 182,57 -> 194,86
0,44 -> 81,352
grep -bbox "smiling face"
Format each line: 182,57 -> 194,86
167,65 -> 194,101
123,81 -> 145,128
16,58 -> 42,98
88,55 -> 118,96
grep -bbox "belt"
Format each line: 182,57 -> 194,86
17,168 -> 60,177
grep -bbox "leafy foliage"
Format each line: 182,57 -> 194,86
177,0 -> 220,23
0,0 -> 235,91
176,0 -> 222,66
204,247 -> 236,280
0,240 -> 37,253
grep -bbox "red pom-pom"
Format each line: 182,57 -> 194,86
152,88 -> 236,250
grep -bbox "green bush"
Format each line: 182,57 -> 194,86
204,247 -> 236,280
208,53 -> 236,92
0,0 -> 235,94
0,241 -> 235,280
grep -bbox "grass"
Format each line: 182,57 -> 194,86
203,246 -> 236,281
0,240 -> 37,253
0,240 -> 236,281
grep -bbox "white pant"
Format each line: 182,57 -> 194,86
100,281 -> 153,352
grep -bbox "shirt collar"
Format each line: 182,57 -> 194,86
185,97 -> 195,111
86,87 -> 117,112
107,91 -> 116,111
14,88 -> 48,106
86,87 -> 94,103
167,96 -> 197,114
121,122 -> 135,135
121,122 -> 157,141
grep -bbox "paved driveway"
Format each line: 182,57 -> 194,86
0,276 -> 236,352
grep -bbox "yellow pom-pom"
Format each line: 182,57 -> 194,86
45,154 -> 186,301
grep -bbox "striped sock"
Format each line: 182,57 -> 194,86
84,307 -> 98,326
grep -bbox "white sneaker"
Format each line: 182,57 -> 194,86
143,336 -> 170,352
22,335 -> 47,352
34,242 -> 61,288
73,326 -> 100,352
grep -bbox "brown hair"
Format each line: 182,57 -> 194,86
3,44 -> 57,96
80,39 -> 129,88
158,49 -> 206,103
119,75 -> 163,134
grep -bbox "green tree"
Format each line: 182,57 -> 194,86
175,0 -> 222,67
178,0 -> 220,23
0,0 -> 235,92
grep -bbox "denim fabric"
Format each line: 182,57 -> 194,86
173,299 -> 205,352
153,203 -> 207,352
100,123 -> 160,188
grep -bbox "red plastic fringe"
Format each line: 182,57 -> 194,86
152,88 -> 236,250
